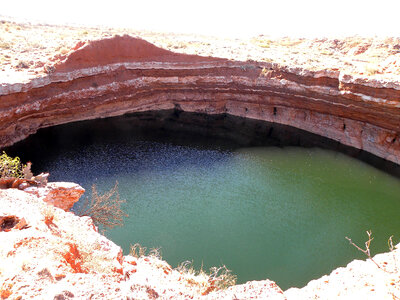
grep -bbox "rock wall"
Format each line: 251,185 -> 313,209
0,35 -> 399,164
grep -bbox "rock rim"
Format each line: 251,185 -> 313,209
0,35 -> 399,164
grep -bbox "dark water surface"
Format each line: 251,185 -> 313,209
6,111 -> 400,290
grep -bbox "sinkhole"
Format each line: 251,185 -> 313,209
6,110 -> 400,290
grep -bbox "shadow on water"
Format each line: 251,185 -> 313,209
6,110 -> 400,178
4,110 -> 400,289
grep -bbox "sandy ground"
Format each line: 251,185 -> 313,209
1,17 -> 400,86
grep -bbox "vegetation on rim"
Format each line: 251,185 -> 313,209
0,151 -> 29,178
130,243 -> 237,292
75,181 -> 128,230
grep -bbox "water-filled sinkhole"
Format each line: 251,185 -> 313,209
6,111 -> 400,290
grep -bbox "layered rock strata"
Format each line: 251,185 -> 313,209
0,35 -> 399,164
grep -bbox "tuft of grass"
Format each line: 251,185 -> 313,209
129,243 -> 163,260
130,243 -> 148,258
177,260 -> 236,294
208,265 -> 237,290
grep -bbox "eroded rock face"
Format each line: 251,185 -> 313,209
0,35 -> 399,164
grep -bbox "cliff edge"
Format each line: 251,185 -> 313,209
0,184 -> 399,299
0,26 -> 399,164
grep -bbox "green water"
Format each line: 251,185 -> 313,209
7,114 -> 400,290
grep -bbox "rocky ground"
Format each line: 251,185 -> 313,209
1,18 -> 400,85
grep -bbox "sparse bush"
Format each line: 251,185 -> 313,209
346,230 -> 398,273
0,151 -> 27,178
76,181 -> 128,229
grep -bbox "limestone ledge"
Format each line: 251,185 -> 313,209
0,35 -> 399,165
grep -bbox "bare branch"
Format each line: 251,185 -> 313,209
346,230 -> 396,274
76,181 -> 128,230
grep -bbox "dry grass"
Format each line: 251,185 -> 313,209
130,243 -> 148,258
177,260 -> 236,294
208,265 -> 237,290
129,244 -> 236,293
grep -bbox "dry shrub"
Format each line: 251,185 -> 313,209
346,230 -> 398,273
76,181 -> 128,230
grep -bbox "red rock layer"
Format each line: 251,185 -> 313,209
0,35 -> 399,164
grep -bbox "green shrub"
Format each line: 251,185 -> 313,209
0,151 -> 26,178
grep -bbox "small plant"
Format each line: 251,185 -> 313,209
75,182 -> 128,230
130,243 -> 148,258
346,230 -> 398,273
0,151 -> 27,178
